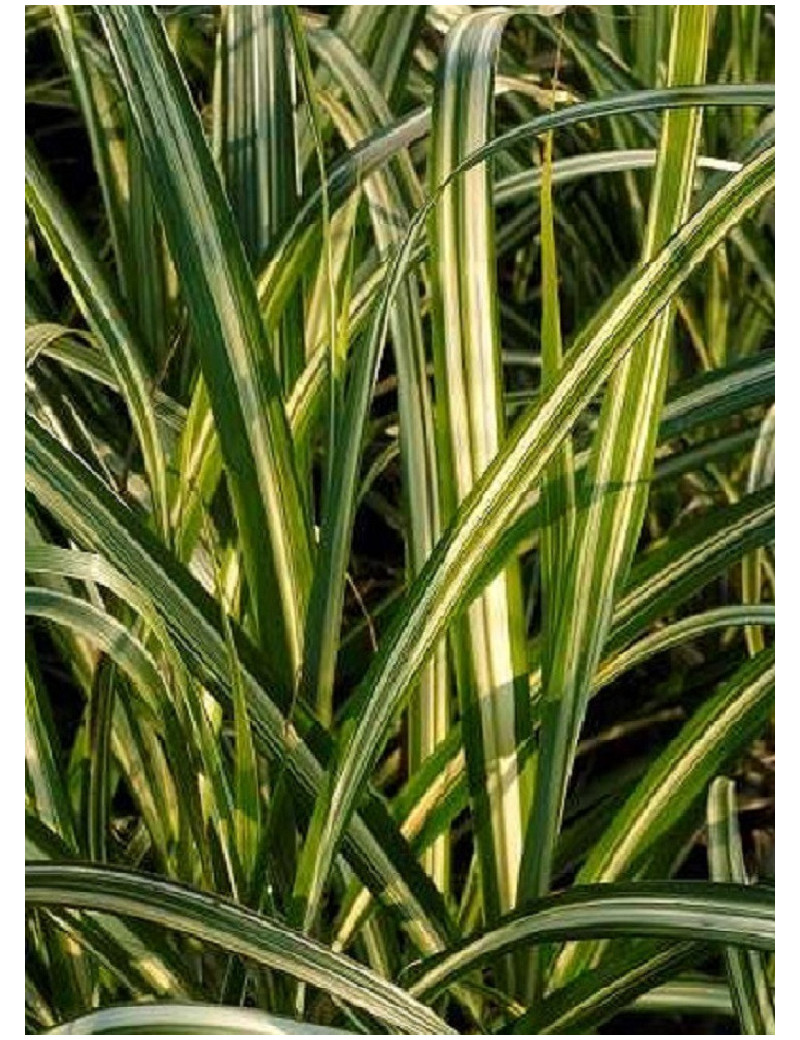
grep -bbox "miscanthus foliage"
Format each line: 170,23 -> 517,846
25,5 -> 775,1034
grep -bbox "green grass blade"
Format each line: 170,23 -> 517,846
50,6 -> 131,299
291,143 -> 774,934
25,648 -> 79,852
512,941 -> 699,1034
406,881 -> 773,1002
523,6 -> 712,905
207,522 -> 261,889
24,141 -> 169,538
290,44 -> 367,726
743,405 -> 775,655
170,378 -> 222,563
25,415 -> 455,956
630,978 -> 735,1018
49,1003 -> 352,1035
26,587 -> 166,721
25,323 -> 97,372
592,605 -> 774,693
427,8 -> 532,922
370,6 -> 426,109
576,649 -> 774,885
550,649 -> 775,988
126,129 -> 170,374
215,7 -> 300,267
609,487 -> 774,651
304,30 -> 448,887
216,4 -> 306,394
538,113 -> 576,689
707,777 -> 775,1034
495,148 -> 742,207
286,5 -> 338,507
26,863 -> 454,1035
96,5 -> 312,683
86,660 -> 115,861
110,698 -> 176,868
512,29 -> 573,683
659,351 -> 774,440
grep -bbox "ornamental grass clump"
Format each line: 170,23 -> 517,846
25,5 -> 774,1034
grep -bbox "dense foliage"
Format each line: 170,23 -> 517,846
25,5 -> 775,1034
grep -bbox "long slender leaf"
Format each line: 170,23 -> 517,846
96,5 -> 312,684
428,8 -> 532,923
25,142 -> 169,537
256,83 -> 772,327
552,648 -> 775,987
49,1003 -> 352,1035
25,648 -> 79,852
292,142 -> 775,933
523,7 -> 712,906
406,881 -> 774,1001
308,28 -> 448,887
509,941 -> 699,1035
25,415 -> 456,956
26,863 -> 453,1035
707,777 -> 775,1034
50,6 -> 131,300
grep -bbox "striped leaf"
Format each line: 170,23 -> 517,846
522,7 -> 713,905
49,1003 -> 352,1035
308,26 -> 447,886
707,777 -> 775,1034
552,648 -> 775,987
406,881 -> 774,1001
26,863 -> 453,1035
24,142 -> 169,537
291,142 -> 775,935
427,8 -> 531,922
96,6 -> 312,684
25,415 -> 455,956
